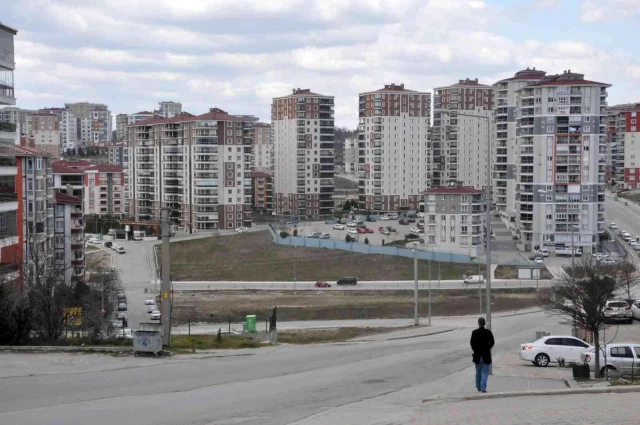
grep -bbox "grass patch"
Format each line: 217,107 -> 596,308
170,335 -> 261,351
86,245 -> 100,252
277,327 -> 402,344
165,230 -> 486,282
22,336 -> 133,347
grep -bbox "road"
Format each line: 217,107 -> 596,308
0,310 -> 578,425
172,279 -> 552,291
605,193 -> 640,265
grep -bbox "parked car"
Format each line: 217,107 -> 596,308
307,232 -> 322,238
537,249 -> 550,257
521,335 -> 592,367
315,281 -> 331,288
365,216 -> 377,222
347,228 -> 358,235
399,219 -> 409,225
387,226 -> 397,232
115,246 -> 126,254
389,214 -> 398,220
410,227 -> 421,234
619,230 -> 627,236
417,212 -> 425,218
88,237 -> 100,244
380,228 -> 390,235
104,241 -> 113,248
364,228 -> 374,234
533,257 -> 543,264
235,227 -> 248,233
602,257 -> 616,265
581,343 -> 640,376
333,224 -> 345,230
339,218 -> 347,224
114,328 -> 133,339
463,275 -> 485,285
147,304 -> 157,313
405,233 -> 420,241
346,222 -> 357,228
337,277 -> 358,285
379,216 -> 390,221
610,222 -> 618,229
357,228 -> 366,234
604,300 -> 633,324
116,312 -> 127,320
150,311 -> 161,320
111,244 -> 120,251
144,299 -> 156,306
320,233 -> 331,239
632,300 -> 640,320
407,218 -> 416,223
117,302 -> 127,312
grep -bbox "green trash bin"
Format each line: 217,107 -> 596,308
245,315 -> 257,333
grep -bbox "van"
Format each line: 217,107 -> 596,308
464,275 -> 485,285
337,277 -> 358,285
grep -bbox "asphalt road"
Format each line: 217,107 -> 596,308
0,310 -> 574,425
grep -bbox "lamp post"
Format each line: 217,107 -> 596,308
456,112 -> 492,330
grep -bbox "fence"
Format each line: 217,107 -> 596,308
268,224 -> 472,264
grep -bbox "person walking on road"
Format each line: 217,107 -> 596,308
470,316 -> 494,393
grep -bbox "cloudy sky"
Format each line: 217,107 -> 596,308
4,0 -> 640,127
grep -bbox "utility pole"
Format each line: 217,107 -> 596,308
293,244 -> 297,291
428,250 -> 431,326
160,208 -> 172,346
413,247 -> 419,326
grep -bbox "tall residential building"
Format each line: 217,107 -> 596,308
272,88 -> 335,216
60,108 -> 78,152
0,106 -> 33,136
64,102 -> 112,144
84,165 -> 125,217
251,122 -> 273,173
107,142 -> 128,167
515,70 -> 609,252
343,136 -> 358,173
0,23 -> 21,281
493,68 -> 548,223
432,78 -> 493,190
358,83 -> 430,212
604,103 -> 640,185
115,113 -> 128,142
156,101 -> 182,118
53,191 -> 85,284
28,111 -> 61,158
127,108 -> 254,230
251,171 -> 273,212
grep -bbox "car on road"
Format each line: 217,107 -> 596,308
117,302 -> 127,312
604,300 -> 633,324
144,299 -> 156,305
521,335 -> 592,367
379,216 -> 390,221
115,246 -> 126,254
235,227 -> 249,233
333,224 -> 345,230
632,300 -> 640,320
337,277 -> 357,285
357,228 -> 366,234
346,222 -> 357,228
387,226 -> 397,232
110,244 -> 119,251
533,257 -> 543,264
619,230 -> 627,236
347,228 -> 358,235
150,311 -> 161,320
463,275 -> 484,285
536,249 -> 550,257
147,304 -> 157,313
315,281 -> 331,288
581,343 -> 640,376
610,222 -> 618,229
405,233 -> 420,241
602,257 -> 616,265
398,219 -> 409,225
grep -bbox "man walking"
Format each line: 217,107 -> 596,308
470,316 -> 494,392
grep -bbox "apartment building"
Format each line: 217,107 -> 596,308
127,108 -> 254,230
515,70 -> 609,252
60,108 -> 78,151
432,78 -> 493,191
493,68 -> 548,223
15,145 -> 55,270
251,122 -> 273,173
343,136 -> 357,173
272,88 -> 335,217
107,142 -> 128,167
603,103 -> 640,185
615,106 -> 640,188
156,101 -> 182,118
357,84 -> 430,212
115,114 -> 128,142
52,161 -> 85,200
251,171 -> 273,212
0,23 -> 21,281
0,106 -> 32,136
28,111 -> 61,158
424,186 -> 486,256
64,102 -> 112,144
84,165 -> 125,217
53,191 -> 85,284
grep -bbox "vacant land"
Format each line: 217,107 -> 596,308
277,327 -> 403,344
172,288 -> 540,324
167,230 -> 487,281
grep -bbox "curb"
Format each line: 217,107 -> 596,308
422,384 -> 640,403
0,346 -> 133,354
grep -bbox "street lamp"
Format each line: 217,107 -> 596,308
455,112 -> 492,330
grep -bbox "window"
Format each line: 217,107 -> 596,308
544,338 -> 564,346
610,347 -> 634,358
563,338 -> 589,348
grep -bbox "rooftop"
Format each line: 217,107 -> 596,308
132,108 -> 249,126
0,22 -> 18,35
54,160 -> 92,170
496,67 -> 547,83
274,88 -> 331,99
251,171 -> 273,179
436,78 -> 491,89
527,70 -> 610,88
54,191 -> 82,205
368,83 -> 420,94
424,186 -> 485,195
84,164 -> 124,173
52,162 -> 83,174
15,145 -> 51,157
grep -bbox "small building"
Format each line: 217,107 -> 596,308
53,191 -> 85,284
423,185 -> 486,257
83,164 -> 125,217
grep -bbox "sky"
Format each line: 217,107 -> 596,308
3,0 -> 640,128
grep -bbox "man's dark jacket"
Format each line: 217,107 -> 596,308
470,326 -> 495,364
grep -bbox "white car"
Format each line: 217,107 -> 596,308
604,300 -> 633,324
111,244 -> 120,251
144,299 -> 156,306
333,224 -> 345,230
410,227 -> 421,234
88,238 -> 101,244
533,257 -> 543,264
609,222 -> 617,229
150,310 -> 161,320
539,249 -> 550,257
379,216 -> 390,221
581,343 -> 640,376
463,275 -> 484,285
346,222 -> 357,228
602,257 -> 616,265
347,228 -> 358,235
235,227 -> 248,233
631,300 -> 640,320
520,335 -> 592,367
114,328 -> 133,339
389,214 -> 398,220
115,246 -> 126,254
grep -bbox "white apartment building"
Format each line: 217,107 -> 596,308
60,109 -> 78,151
493,68 -> 548,223
432,79 -> 493,190
358,83 -> 430,212
272,89 -> 335,217
515,70 -> 609,253
343,136 -> 358,173
127,108 -> 254,230
251,122 -> 272,173
156,101 -> 182,118
424,186 -> 486,256
64,102 -> 112,144
84,165 -> 125,217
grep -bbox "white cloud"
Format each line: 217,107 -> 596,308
580,0 -> 640,22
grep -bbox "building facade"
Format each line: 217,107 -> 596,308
0,23 -> 21,281
28,111 -> 61,158
250,122 -> 273,173
618,107 -> 640,188
357,83 -> 430,213
107,142 -> 128,167
127,108 -> 254,230
53,191 -> 85,284
514,70 -> 609,252
84,165 -> 125,217
64,102 -> 112,145
272,89 -> 335,217
156,101 -> 182,118
52,161 -> 85,201
0,106 -> 32,136
424,186 -> 486,256
251,171 -> 273,212
343,136 -> 357,173
60,108 -> 78,152
604,103 -> 640,186
115,113 -> 128,143
432,78 -> 493,190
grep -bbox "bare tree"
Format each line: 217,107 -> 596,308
543,256 -> 627,377
0,277 -> 32,345
617,259 -> 639,301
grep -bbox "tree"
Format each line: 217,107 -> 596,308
543,257 -> 627,377
0,279 -> 32,345
617,259 -> 638,302
343,200 -> 351,211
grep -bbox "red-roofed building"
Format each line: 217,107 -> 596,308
53,191 -> 85,284
423,185 -> 487,256
52,160 -> 85,201
84,164 -> 125,217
